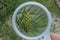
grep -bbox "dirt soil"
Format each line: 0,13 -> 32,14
52,14 -> 60,34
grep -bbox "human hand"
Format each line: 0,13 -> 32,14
50,32 -> 60,40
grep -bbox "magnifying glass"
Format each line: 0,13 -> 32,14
12,2 -> 52,40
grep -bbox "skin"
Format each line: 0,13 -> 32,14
50,32 -> 60,40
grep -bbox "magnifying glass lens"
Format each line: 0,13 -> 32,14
16,5 -> 48,37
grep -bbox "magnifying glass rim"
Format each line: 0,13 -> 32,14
12,2 -> 52,39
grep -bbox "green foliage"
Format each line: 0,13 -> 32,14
0,0 -> 60,40
59,0 -> 60,2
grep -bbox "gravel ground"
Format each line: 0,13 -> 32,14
0,38 -> 2,40
52,14 -> 60,34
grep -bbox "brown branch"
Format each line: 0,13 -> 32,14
54,0 -> 60,10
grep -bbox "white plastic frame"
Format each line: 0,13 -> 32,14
12,2 -> 52,40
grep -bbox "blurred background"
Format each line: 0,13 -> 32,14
0,0 -> 60,40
